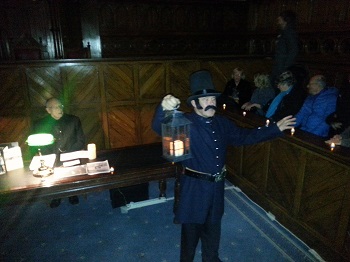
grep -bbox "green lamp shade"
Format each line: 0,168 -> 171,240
27,133 -> 55,146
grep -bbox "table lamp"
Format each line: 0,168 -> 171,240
27,133 -> 55,177
161,110 -> 192,162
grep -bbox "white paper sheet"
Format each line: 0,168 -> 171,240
59,150 -> 89,162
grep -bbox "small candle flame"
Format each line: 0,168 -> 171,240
223,104 -> 226,110
330,142 -> 335,151
291,128 -> 295,135
243,111 -> 246,117
265,119 -> 270,127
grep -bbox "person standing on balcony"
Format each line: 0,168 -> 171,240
271,10 -> 299,93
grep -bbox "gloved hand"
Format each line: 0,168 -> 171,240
161,94 -> 180,111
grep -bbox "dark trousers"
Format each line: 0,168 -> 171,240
180,222 -> 222,262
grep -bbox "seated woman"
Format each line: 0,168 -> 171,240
220,67 -> 253,108
265,70 -> 307,122
241,73 -> 275,116
325,126 -> 350,147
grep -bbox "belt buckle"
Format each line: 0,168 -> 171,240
215,170 -> 227,182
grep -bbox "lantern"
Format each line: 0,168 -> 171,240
161,110 -> 191,162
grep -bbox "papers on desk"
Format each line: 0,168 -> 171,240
60,150 -> 89,162
53,160 -> 111,178
29,154 -> 56,171
0,143 -> 24,171
86,160 -> 110,175
54,165 -> 87,178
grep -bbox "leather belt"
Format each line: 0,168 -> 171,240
183,167 -> 226,182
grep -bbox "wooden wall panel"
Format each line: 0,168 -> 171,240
77,108 -> 105,151
267,140 -> 304,213
138,63 -> 166,100
0,116 -> 29,153
26,66 -> 63,112
139,104 -> 160,145
241,143 -> 269,191
108,106 -> 138,148
300,155 -> 349,242
61,65 -> 100,105
60,65 -> 104,149
168,61 -> 200,102
1,55 -> 349,160
104,64 -> 135,103
0,68 -> 26,111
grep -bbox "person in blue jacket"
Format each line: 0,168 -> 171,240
294,75 -> 338,138
152,70 -> 296,262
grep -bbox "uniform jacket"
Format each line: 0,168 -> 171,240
295,87 -> 338,137
152,105 -> 282,224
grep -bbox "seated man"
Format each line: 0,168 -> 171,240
294,75 -> 338,137
31,97 -> 85,207
265,71 -> 306,122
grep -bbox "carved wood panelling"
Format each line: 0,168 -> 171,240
168,61 -> 200,101
240,143 -> 269,191
77,108 -> 105,151
138,63 -> 166,100
61,65 -> 100,105
0,56 -> 349,160
26,66 -> 63,109
301,155 -> 349,243
0,116 -> 29,156
0,68 -> 26,110
0,67 -> 29,150
108,106 -> 138,148
98,1 -> 248,57
104,64 -> 135,103
267,140 -> 305,213
224,110 -> 350,261
139,104 -> 160,145
60,65 -> 104,149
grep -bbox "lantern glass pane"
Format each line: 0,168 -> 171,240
161,111 -> 192,162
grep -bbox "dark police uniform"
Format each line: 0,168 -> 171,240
152,105 -> 282,261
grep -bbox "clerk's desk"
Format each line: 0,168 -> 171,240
0,143 -> 179,206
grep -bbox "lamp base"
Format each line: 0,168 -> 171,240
33,166 -> 54,177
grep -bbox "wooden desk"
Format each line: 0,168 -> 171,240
0,143 -> 179,206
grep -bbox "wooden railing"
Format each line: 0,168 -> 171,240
222,105 -> 350,262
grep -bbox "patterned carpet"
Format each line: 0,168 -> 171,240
0,179 -> 323,262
